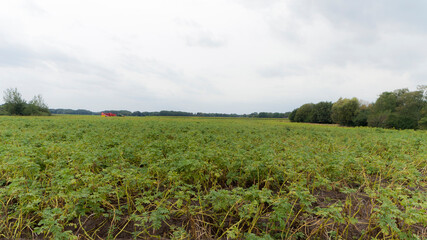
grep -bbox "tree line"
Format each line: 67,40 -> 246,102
49,109 -> 291,118
289,86 -> 427,130
0,88 -> 50,116
4,86 -> 425,130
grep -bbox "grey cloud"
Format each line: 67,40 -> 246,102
265,1 -> 427,73
281,0 -> 427,39
307,0 -> 427,33
0,41 -> 117,84
119,54 -> 221,96
233,0 -> 281,10
181,75 -> 221,96
410,72 -> 427,85
0,44 -> 36,67
270,0 -> 427,37
175,18 -> 226,48
2,1 -> 425,114
24,1 -> 48,16
318,40 -> 427,70
174,18 -> 201,28
258,64 -> 306,78
267,2 -> 380,45
120,54 -> 182,81
185,30 -> 225,48
51,56 -> 118,84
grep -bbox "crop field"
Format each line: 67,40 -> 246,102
0,115 -> 426,239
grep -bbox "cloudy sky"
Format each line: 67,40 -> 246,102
0,0 -> 426,113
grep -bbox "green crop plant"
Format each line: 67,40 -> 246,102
0,115 -> 425,239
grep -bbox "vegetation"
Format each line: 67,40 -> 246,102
0,116 -> 425,239
312,101 -> 333,124
368,88 -> 426,129
294,103 -> 315,123
331,98 -> 360,126
1,88 -> 50,116
291,87 -> 427,129
50,109 -> 291,118
50,109 -> 96,115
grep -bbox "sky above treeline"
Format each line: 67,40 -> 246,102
1,0 -> 426,114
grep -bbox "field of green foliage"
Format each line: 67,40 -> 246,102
0,116 -> 425,239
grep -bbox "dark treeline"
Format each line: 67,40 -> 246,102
0,88 -> 50,116
289,87 -> 427,130
49,109 -> 291,118
50,109 -> 95,115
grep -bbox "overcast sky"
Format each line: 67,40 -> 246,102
0,0 -> 426,113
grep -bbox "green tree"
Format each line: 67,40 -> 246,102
312,101 -> 333,123
29,94 -> 48,109
331,98 -> 360,126
368,90 -> 401,128
3,88 -> 26,115
2,88 -> 51,116
353,103 -> 371,126
24,94 -> 50,116
368,88 -> 426,129
288,109 -> 298,122
0,105 -> 8,115
419,109 -> 427,130
295,103 -> 314,122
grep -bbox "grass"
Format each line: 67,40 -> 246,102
0,115 -> 425,239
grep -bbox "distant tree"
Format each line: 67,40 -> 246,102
419,106 -> 427,130
289,109 -> 298,122
29,95 -> 48,109
254,112 -> 285,118
353,103 -> 371,126
272,112 -> 286,118
0,105 -> 8,115
331,98 -> 359,126
393,90 -> 425,129
25,94 -> 50,115
258,112 -> 269,118
295,103 -> 314,122
249,112 -> 258,118
368,88 -> 426,129
286,87 -> 425,129
3,88 -> 26,115
367,90 -> 401,128
2,88 -> 51,116
159,110 -> 193,116
312,101 -> 333,123
132,111 -> 143,116
49,109 -> 94,115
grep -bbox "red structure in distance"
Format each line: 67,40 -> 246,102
101,112 -> 117,117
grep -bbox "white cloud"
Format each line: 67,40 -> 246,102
0,0 -> 426,113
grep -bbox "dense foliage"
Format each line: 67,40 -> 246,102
290,87 -> 427,129
1,88 -> 50,116
0,116 -> 425,239
368,88 -> 426,129
331,98 -> 360,126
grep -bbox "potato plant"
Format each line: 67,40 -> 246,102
0,116 -> 425,239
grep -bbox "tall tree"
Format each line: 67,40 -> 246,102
312,101 -> 333,123
331,98 -> 360,126
3,88 -> 26,115
25,94 -> 50,116
295,103 -> 314,122
368,88 -> 426,129
288,109 -> 298,122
